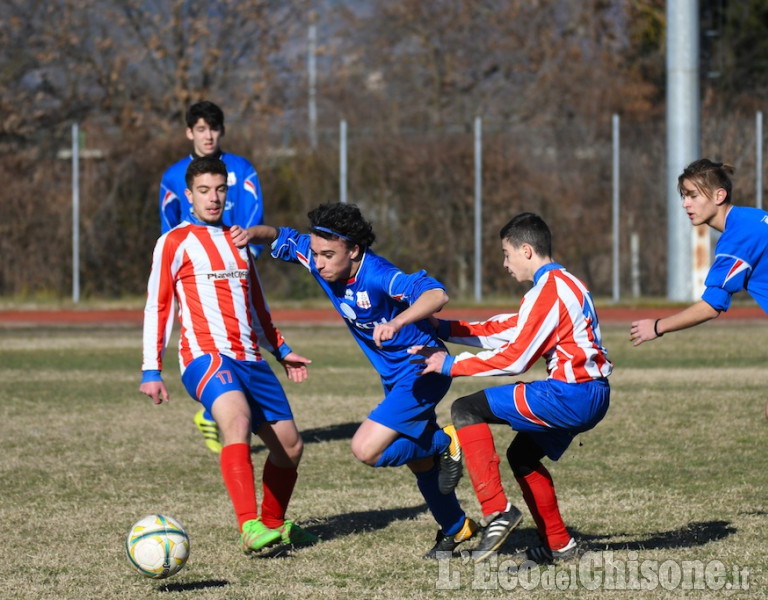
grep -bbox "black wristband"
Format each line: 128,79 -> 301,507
654,319 -> 664,337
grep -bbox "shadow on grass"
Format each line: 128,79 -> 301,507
306,503 -> 428,542
250,421 -> 361,455
497,520 -> 736,556
157,579 -> 228,592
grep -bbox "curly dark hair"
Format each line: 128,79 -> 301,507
307,203 -> 376,249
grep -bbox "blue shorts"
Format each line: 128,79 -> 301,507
485,378 -> 609,461
181,354 -> 293,432
368,372 -> 451,439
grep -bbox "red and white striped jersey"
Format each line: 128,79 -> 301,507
142,223 -> 287,375
443,264 -> 612,383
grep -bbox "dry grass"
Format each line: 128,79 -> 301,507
1,321 -> 767,599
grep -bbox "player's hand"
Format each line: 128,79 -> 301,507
407,345 -> 448,375
280,352 -> 311,383
230,225 -> 248,249
139,380 -> 169,405
630,319 -> 658,346
373,320 -> 402,348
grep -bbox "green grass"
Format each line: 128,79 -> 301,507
1,321 -> 766,598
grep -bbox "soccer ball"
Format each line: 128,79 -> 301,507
125,514 -> 190,579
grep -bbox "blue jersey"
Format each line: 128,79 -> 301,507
702,205 -> 768,314
159,152 -> 264,256
271,227 -> 448,387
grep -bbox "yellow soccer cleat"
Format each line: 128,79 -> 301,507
194,408 -> 222,454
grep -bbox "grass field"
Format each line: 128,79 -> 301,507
1,319 -> 767,599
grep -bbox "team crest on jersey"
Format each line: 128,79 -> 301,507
356,291 -> 371,309
227,172 -> 237,186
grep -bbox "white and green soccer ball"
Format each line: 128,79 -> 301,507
125,514 -> 189,579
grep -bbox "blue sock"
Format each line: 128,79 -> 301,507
415,465 -> 466,535
374,428 -> 450,467
203,408 -> 214,421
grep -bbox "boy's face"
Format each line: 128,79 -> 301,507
501,238 -> 534,283
310,234 -> 360,282
680,178 -> 726,227
185,172 -> 228,224
186,118 -> 223,157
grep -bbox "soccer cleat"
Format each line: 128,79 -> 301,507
277,520 -> 320,547
423,517 -> 478,559
518,537 -> 580,566
241,518 -> 281,554
438,424 -> 463,494
471,505 -> 524,563
194,408 -> 222,454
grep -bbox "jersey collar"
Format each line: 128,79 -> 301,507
533,262 -> 562,285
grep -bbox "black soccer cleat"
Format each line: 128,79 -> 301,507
438,425 -> 463,494
423,517 -> 478,559
471,505 -> 523,563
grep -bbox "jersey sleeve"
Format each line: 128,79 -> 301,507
246,261 -> 291,360
239,164 -> 265,258
271,227 -> 313,272
159,172 -> 181,234
436,313 -> 520,349
386,269 -> 445,305
701,254 -> 752,312
141,235 -> 178,372
448,282 -> 559,377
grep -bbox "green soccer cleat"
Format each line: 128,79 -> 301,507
241,518 -> 281,554
277,520 -> 320,547
194,407 -> 222,454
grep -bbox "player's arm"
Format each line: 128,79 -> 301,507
434,313 -> 520,349
630,300 -> 720,346
373,288 -> 448,349
139,236 -> 176,403
231,224 -> 279,248
159,173 -> 181,234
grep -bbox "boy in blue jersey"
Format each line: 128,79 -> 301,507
631,158 -> 768,418
231,203 -> 478,558
159,101 -> 265,453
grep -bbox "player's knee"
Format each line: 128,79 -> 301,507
350,437 -> 378,466
218,413 -> 252,446
285,436 -> 304,466
451,390 -> 491,430
506,434 -> 545,478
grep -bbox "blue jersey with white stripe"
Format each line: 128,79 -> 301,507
702,205 -> 768,314
159,152 -> 264,256
271,227 -> 448,386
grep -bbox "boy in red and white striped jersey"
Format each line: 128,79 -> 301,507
140,157 -> 317,554
409,212 -> 612,566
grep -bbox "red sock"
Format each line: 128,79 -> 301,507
516,463 -> 571,550
220,443 -> 258,531
260,459 -> 298,529
456,423 -> 507,517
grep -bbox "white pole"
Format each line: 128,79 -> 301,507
474,116 -> 482,302
630,231 -> 640,298
340,119 -> 347,204
612,113 -> 620,302
72,123 -> 80,304
308,20 -> 317,151
757,110 -> 763,209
